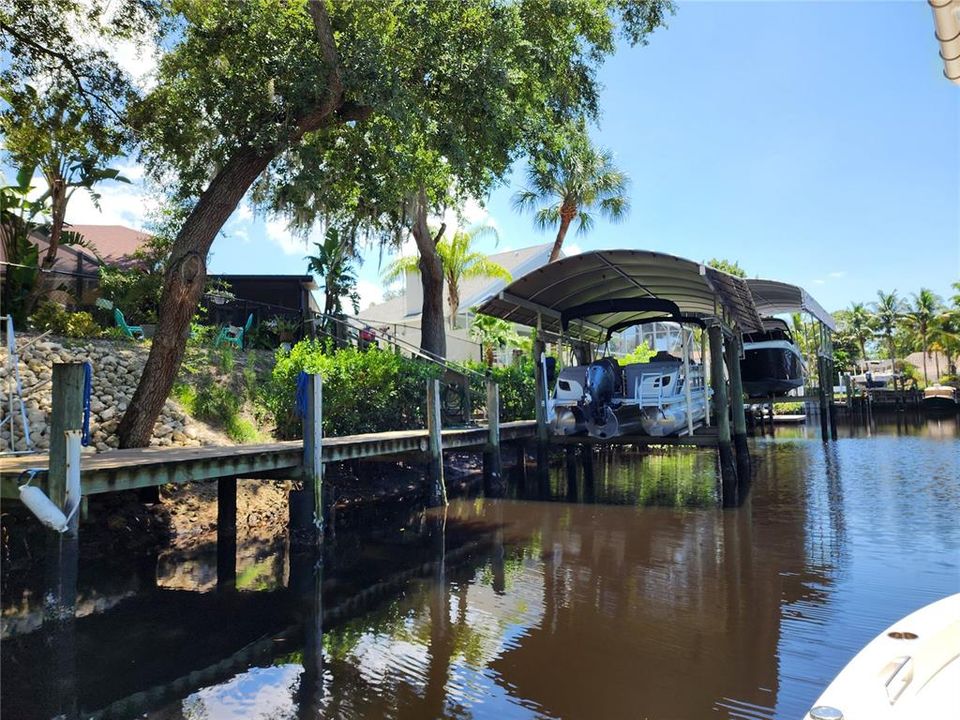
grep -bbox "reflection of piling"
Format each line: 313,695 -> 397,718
725,335 -> 752,486
426,379 -> 447,507
290,373 -> 323,548
217,476 -> 237,589
564,446 -> 578,502
708,325 -> 738,507
483,378 -> 503,496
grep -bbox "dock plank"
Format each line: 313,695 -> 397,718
0,421 -> 537,499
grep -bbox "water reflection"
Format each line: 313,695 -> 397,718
2,420 -> 958,719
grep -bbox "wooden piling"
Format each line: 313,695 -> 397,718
532,339 -> 551,491
483,378 -> 503,496
827,356 -> 838,440
48,363 -> 85,531
426,379 -> 447,506
725,335 -> 751,483
290,373 -> 323,547
708,326 -> 738,506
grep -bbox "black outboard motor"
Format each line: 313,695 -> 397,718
584,360 -> 617,424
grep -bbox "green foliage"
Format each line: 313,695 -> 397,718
0,167 -> 42,324
215,345 -> 235,373
621,342 -> 656,364
706,258 -> 746,278
29,302 -> 101,337
263,341 -> 442,439
306,225 -> 361,319
188,323 -> 216,347
171,383 -> 198,414
384,225 -> 508,325
772,401 -> 804,415
469,313 -> 521,366
461,359 -> 536,422
513,122 -> 630,260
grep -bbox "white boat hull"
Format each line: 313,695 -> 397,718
804,593 -> 960,720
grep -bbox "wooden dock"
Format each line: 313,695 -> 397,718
0,420 -> 537,499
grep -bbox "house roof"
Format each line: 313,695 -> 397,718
358,242 -> 555,324
476,249 -> 765,342
68,224 -> 151,265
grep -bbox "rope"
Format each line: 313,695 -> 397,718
81,362 -> 93,446
295,370 -> 310,418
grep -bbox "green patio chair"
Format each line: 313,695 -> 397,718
114,308 -> 145,340
214,313 -> 253,349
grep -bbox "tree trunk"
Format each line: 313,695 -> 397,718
117,149 -> 274,448
447,281 -> 459,330
117,0 -> 372,447
23,178 -> 68,315
548,203 -> 576,263
921,331 -> 929,384
410,188 -> 446,359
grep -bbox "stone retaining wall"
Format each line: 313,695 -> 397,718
1,335 -> 221,453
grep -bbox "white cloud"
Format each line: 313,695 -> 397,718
828,271 -> 847,279
265,217 -> 309,256
65,180 -> 157,229
237,203 -> 254,222
813,279 -> 826,285
564,243 -> 583,257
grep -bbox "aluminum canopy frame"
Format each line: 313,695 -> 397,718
746,279 -> 836,331
475,249 -> 765,342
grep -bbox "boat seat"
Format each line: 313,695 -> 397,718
623,356 -> 682,399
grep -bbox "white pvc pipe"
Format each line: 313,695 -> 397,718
19,486 -> 68,532
65,429 -> 82,526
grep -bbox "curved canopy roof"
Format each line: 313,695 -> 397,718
746,279 -> 835,331
475,249 -> 765,342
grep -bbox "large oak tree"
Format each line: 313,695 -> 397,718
114,0 -> 670,447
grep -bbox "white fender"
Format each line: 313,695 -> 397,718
18,485 -> 68,532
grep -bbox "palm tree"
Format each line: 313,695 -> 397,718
847,302 -> 874,372
469,313 -> 520,366
871,290 -> 905,374
305,226 -> 360,324
512,129 -> 629,262
383,224 -> 511,328
903,288 -> 943,384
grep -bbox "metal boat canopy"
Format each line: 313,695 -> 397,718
475,250 -> 765,342
745,279 -> 836,331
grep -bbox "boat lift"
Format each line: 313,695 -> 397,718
476,249 -> 767,506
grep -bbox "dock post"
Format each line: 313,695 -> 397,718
827,355 -> 838,441
290,373 -> 323,548
533,340 -> 550,492
216,476 -> 237,588
483,378 -> 503,496
427,379 -> 447,506
725,335 -> 751,483
708,326 -> 738,506
43,363 -> 84,719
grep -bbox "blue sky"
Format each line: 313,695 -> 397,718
26,1 -> 960,314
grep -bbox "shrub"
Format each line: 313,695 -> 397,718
461,359 -> 536,422
30,302 -> 101,337
263,341 -> 442,439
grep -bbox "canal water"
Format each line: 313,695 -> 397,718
2,415 -> 958,719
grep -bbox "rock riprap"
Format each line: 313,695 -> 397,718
0,336 -> 210,453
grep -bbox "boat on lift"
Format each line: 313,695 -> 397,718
549,325 -> 710,439
740,318 -> 805,398
804,593 -> 960,720
922,384 -> 959,412
851,360 -> 896,389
